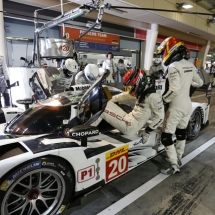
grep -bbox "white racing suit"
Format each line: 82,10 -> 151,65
75,71 -> 90,85
102,59 -> 116,83
0,56 -> 10,107
92,92 -> 164,136
162,59 -> 203,167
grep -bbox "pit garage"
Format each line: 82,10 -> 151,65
1,0 -> 215,215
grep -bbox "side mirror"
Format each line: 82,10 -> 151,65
69,125 -> 99,147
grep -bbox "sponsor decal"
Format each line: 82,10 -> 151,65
56,205 -> 66,215
0,161 -> 41,191
133,139 -> 142,147
59,45 -> 70,52
71,130 -> 99,137
6,112 -> 18,114
104,110 -> 131,126
42,161 -> 56,167
75,85 -> 90,91
106,145 -> 129,182
184,69 -> 192,73
77,165 -> 95,183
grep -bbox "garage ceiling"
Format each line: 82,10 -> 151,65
7,0 -> 215,43
67,0 -> 215,42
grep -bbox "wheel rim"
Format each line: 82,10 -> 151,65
2,168 -> 65,215
189,111 -> 201,137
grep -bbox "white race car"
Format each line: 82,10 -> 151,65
0,73 -> 211,215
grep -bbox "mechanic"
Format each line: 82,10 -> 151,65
75,64 -> 99,85
91,68 -> 164,142
157,37 -> 203,175
58,58 -> 78,90
102,52 -> 116,83
116,59 -> 128,83
209,63 -> 215,86
0,56 -> 10,107
149,58 -> 164,78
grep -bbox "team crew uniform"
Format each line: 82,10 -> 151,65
157,37 -> 203,174
0,56 -> 10,107
92,69 -> 164,139
102,59 -> 116,83
75,64 -> 99,85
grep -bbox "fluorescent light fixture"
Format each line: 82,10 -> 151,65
176,3 -> 193,9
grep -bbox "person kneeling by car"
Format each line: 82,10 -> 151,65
91,68 -> 164,143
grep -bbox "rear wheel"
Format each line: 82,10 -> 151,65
187,108 -> 202,140
0,157 -> 74,215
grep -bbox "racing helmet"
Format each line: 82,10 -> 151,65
84,64 -> 99,82
123,68 -> 148,97
64,59 -> 78,76
153,58 -> 161,66
157,37 -> 183,66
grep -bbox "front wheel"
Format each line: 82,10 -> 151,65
0,157 -> 74,215
187,108 -> 202,140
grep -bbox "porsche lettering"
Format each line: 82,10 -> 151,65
104,110 -> 131,126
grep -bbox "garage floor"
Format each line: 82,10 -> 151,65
64,89 -> 215,215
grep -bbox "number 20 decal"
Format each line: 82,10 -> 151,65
106,145 -> 129,182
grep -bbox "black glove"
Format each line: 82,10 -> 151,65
189,85 -> 196,97
6,80 -> 10,89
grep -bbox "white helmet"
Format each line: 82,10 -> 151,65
84,64 -> 99,82
153,58 -> 161,66
65,59 -> 78,74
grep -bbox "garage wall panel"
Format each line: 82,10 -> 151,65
125,0 -> 153,8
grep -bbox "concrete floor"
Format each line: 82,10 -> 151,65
64,89 -> 215,215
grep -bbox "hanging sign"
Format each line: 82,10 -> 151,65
65,27 -> 120,52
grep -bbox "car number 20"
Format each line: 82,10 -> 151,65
106,145 -> 129,182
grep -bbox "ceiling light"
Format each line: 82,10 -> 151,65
207,14 -> 215,23
176,3 -> 193,9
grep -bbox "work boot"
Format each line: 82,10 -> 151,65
160,164 -> 180,175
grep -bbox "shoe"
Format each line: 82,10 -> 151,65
165,157 -> 182,167
160,164 -> 180,175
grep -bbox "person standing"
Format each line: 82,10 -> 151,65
149,58 -> 164,78
210,63 -> 215,86
102,52 -> 116,83
116,59 -> 128,83
0,56 -> 10,107
157,37 -> 203,175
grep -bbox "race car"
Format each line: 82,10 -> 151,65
0,73 -> 211,215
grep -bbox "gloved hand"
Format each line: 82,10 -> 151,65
6,80 -> 10,89
138,127 -> 153,144
141,131 -> 150,144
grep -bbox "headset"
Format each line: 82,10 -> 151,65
106,52 -> 114,59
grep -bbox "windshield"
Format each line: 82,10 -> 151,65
5,105 -> 71,135
77,71 -> 109,125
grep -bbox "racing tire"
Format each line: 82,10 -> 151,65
187,108 -> 202,140
0,156 -> 75,215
